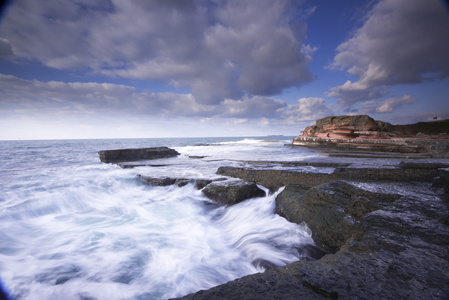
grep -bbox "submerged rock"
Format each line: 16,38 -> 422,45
202,180 -> 266,205
137,175 -> 226,189
98,147 -> 179,163
137,175 -> 177,186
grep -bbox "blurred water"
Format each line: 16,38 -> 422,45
0,137 -> 322,299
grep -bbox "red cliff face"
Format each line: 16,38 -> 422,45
293,115 -> 449,157
300,115 -> 395,140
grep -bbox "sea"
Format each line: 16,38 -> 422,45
0,136 -> 326,300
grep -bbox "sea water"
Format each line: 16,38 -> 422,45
0,137 -> 324,299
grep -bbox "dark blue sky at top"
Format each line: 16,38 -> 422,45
0,0 -> 448,139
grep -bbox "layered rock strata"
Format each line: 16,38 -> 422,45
293,115 -> 449,157
98,147 -> 179,163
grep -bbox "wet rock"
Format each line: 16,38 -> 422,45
216,167 -> 333,191
202,180 -> 266,205
98,147 -> 179,163
137,175 -> 177,186
177,180 -> 449,300
217,166 -> 440,191
399,161 -> 449,169
439,168 -> 449,194
174,179 -> 191,187
137,175 -> 226,189
275,182 -> 401,253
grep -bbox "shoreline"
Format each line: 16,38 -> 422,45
97,141 -> 449,299
174,154 -> 449,299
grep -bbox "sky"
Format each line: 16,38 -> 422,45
0,0 -> 448,140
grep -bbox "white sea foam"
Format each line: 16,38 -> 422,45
0,137 -> 322,299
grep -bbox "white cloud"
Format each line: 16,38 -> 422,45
375,95 -> 416,113
0,0 -> 314,104
328,0 -> 449,109
221,95 -> 286,118
283,97 -> 334,124
0,74 -> 289,120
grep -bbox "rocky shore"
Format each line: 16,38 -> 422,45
292,115 -> 449,157
175,161 -> 449,299
98,126 -> 449,299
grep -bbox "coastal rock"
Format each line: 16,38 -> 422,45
301,115 -> 394,139
217,165 -> 440,191
137,175 -> 176,186
202,180 -> 266,205
98,147 -> 179,163
293,115 -> 449,157
178,180 -> 449,299
137,175 -> 227,189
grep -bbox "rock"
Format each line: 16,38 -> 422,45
137,175 -> 177,186
301,115 -> 394,139
275,182 -> 401,253
137,175 -> 227,189
217,167 -> 333,191
439,168 -> 449,194
399,161 -> 449,169
98,147 -> 179,163
217,166 -> 440,191
293,115 -> 449,157
202,180 -> 266,205
177,180 -> 449,299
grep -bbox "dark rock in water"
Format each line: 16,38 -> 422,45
439,169 -> 449,194
137,175 -> 177,186
174,178 -> 191,187
137,175 -> 227,189
98,147 -> 179,163
177,180 -> 449,300
202,180 -> 266,205
399,161 -> 449,169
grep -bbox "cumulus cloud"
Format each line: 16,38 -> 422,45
282,97 -> 334,124
0,0 -> 314,104
221,95 -> 286,118
328,0 -> 449,109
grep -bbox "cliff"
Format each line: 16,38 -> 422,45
293,115 -> 449,157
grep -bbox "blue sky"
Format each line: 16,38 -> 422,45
0,0 -> 448,140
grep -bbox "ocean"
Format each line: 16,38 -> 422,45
0,137 -> 325,300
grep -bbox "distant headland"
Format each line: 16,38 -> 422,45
292,115 -> 449,157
